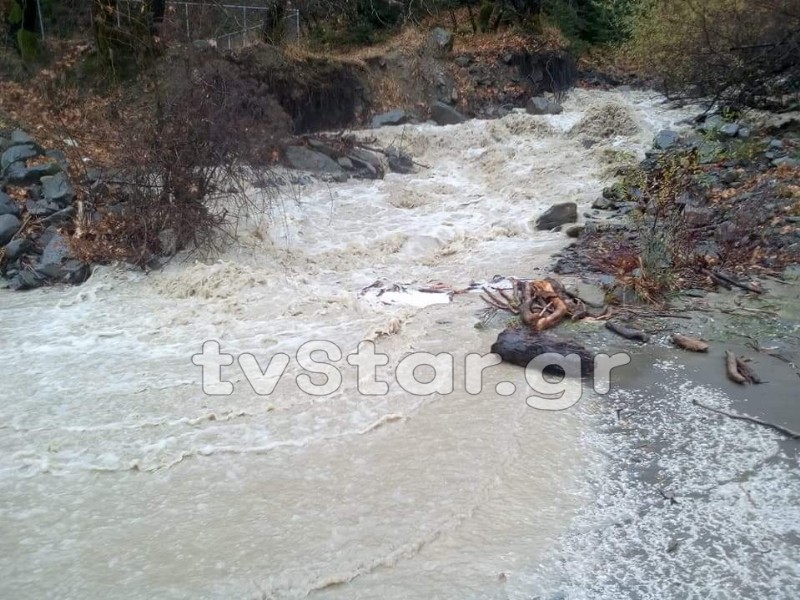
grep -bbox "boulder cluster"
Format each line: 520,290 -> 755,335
0,129 -> 89,291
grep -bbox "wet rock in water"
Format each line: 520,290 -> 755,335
386,148 -> 415,174
348,148 -> 384,179
0,213 -> 21,245
306,138 -> 338,158
430,101 -> 465,125
526,96 -> 563,115
371,109 -> 409,128
654,129 -> 679,150
535,202 -> 578,230
428,27 -> 454,55
284,146 -> 343,174
0,191 -> 20,217
40,172 -> 75,206
565,224 -> 584,238
719,122 -> 740,137
1,143 -> 39,171
9,260 -> 90,291
491,328 -> 594,378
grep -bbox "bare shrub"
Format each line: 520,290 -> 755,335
632,0 -> 800,110
72,48 -> 291,265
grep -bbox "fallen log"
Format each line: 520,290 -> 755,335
491,328 -> 594,378
672,334 -> 709,352
605,321 -> 650,342
706,269 -> 764,294
725,350 -> 747,384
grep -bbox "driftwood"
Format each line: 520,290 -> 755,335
672,333 -> 709,352
705,269 -> 764,294
692,400 -> 800,439
725,350 -> 748,384
491,328 -> 594,378
735,356 -> 763,384
605,321 -> 650,342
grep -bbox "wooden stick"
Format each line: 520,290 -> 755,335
692,399 -> 800,439
725,350 -> 747,384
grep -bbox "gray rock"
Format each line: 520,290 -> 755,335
535,202 -> 578,230
654,129 -> 680,150
565,224 -> 584,238
2,238 -> 33,261
698,115 -> 723,132
306,138 -> 338,158
9,260 -> 90,290
1,143 -> 39,171
0,192 -> 20,217
41,232 -> 71,266
284,146 -> 343,174
41,172 -> 75,206
349,148 -> 384,179
737,127 -> 750,138
719,122 -> 740,137
430,101 -> 465,125
768,139 -> 784,150
45,149 -> 69,169
5,161 -> 61,185
0,214 -> 22,245
9,129 -> 35,146
371,109 -> 408,128
525,96 -> 563,115
454,56 -> 472,67
772,156 -> 800,168
42,206 -> 76,227
683,204 -> 713,226
26,199 -> 60,217
428,27 -> 453,55
337,156 -> 354,170
592,197 -> 616,210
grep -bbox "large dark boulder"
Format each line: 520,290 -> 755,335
430,101 -> 465,126
491,328 -> 594,378
535,202 -> 578,230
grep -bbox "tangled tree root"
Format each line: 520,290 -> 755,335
481,277 -> 587,331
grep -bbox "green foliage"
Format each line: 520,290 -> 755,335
16,26 -> 39,60
478,1 -> 494,32
542,0 -> 637,52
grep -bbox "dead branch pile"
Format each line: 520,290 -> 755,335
481,277 -> 588,330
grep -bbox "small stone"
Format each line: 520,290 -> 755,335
719,123 -> 740,137
2,238 -> 33,261
592,197 -> 615,210
1,143 -> 39,171
9,129 -> 35,146
5,161 -> 61,185
41,206 -> 76,227
654,129 -> 680,150
40,172 -> 75,206
0,192 -> 20,217
0,214 -> 22,245
284,146 -> 343,174
737,127 -> 750,138
772,157 -> 800,168
768,139 -> 784,150
337,156 -> 354,170
454,56 -> 472,67
565,224 -> 584,238
526,96 -> 562,115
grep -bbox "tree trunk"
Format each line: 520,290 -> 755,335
17,0 -> 41,60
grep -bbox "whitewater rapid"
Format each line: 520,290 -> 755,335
0,89 -> 697,599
